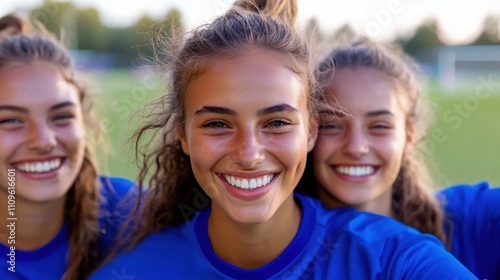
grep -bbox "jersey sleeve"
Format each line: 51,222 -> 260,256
438,182 -> 500,279
97,176 -> 138,256
382,233 -> 478,279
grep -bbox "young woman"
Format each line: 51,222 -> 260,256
0,13 -> 134,280
304,36 -> 499,279
89,1 -> 476,279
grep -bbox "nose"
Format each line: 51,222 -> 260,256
341,127 -> 369,159
26,122 -> 57,153
232,126 -> 265,168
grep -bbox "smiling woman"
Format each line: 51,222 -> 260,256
0,13 -> 134,280
87,0 -> 477,279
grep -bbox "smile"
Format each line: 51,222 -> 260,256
13,158 -> 63,174
223,174 -> 275,190
335,165 -> 375,177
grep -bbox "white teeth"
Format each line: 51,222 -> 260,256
241,179 -> 249,189
15,159 -> 62,174
249,179 -> 256,189
224,174 -> 275,190
335,166 -> 374,177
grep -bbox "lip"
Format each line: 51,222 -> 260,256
331,164 -> 380,183
217,172 -> 278,201
11,156 -> 66,180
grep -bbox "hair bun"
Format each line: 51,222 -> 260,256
0,13 -> 32,36
233,0 -> 297,25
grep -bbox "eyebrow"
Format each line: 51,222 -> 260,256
195,106 -> 236,115
0,101 -> 76,113
194,103 -> 299,116
50,101 -> 77,111
366,110 -> 394,117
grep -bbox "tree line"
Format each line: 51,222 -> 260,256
22,0 -> 500,68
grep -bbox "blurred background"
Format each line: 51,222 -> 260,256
1,0 -> 499,187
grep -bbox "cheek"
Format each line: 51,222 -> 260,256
313,135 -> 339,160
376,134 -> 407,167
57,122 -> 86,153
0,131 -> 24,150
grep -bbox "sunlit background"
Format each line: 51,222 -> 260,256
1,0 -> 499,186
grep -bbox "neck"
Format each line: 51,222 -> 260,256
0,190 -> 66,250
208,195 -> 301,269
319,187 -> 395,218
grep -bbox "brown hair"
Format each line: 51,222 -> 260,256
125,0 -> 332,248
310,37 -> 447,245
0,13 -> 103,279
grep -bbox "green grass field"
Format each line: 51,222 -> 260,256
88,71 -> 500,188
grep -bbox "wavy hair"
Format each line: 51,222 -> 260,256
0,13 -> 103,279
307,37 -> 447,245
124,0 -> 337,249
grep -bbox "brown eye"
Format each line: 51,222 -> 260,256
266,119 -> 291,128
203,121 -> 228,129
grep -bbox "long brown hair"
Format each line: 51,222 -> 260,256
125,0 -> 335,249
309,37 -> 447,245
0,13 -> 103,279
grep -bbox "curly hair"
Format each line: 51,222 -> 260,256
0,13 -> 103,279
123,0 -> 337,249
306,36 -> 447,245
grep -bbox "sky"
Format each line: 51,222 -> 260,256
1,0 -> 500,45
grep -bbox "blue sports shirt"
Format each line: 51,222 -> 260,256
90,193 -> 476,280
439,181 -> 500,280
0,176 -> 135,280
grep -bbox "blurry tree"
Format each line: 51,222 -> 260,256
472,15 -> 500,45
29,0 -> 73,39
27,1 -> 184,68
76,8 -> 108,51
399,20 -> 444,55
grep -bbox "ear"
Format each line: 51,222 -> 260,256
177,127 -> 190,155
307,115 -> 319,152
404,124 -> 414,156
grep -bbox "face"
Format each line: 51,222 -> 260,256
313,67 -> 410,214
0,61 -> 85,204
179,50 -> 316,224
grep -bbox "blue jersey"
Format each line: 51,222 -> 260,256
0,176 -> 135,280
439,182 -> 500,280
90,193 -> 476,280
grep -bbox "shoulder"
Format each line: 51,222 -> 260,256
438,181 -> 500,217
90,217 -> 200,279
99,176 -> 135,197
325,212 -> 475,278
297,195 -> 475,278
439,181 -> 497,200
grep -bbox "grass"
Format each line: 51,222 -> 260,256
89,70 -> 500,188
83,69 -> 163,180
426,82 -> 500,187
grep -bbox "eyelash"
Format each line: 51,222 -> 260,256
202,120 -> 228,129
53,114 -> 74,121
0,118 -> 22,124
319,122 -> 342,130
266,118 -> 292,128
370,124 -> 391,130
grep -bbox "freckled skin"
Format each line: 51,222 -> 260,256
178,50 -> 317,225
0,61 -> 85,204
314,68 -> 410,215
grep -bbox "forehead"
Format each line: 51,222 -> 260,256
327,67 -> 408,114
0,61 -> 79,106
185,50 -> 307,111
